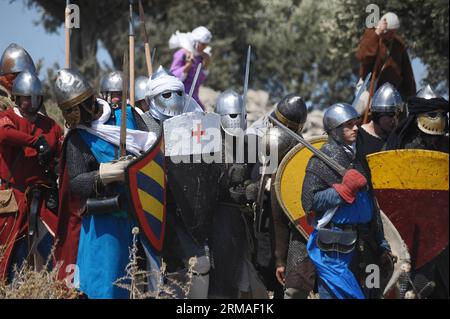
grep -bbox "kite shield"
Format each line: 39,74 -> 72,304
126,137 -> 166,252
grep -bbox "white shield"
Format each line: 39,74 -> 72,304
163,111 -> 222,157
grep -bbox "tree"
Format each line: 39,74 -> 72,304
18,0 -> 449,110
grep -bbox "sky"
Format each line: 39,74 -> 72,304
0,0 -> 427,87
0,0 -> 113,78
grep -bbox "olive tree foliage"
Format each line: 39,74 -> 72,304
17,0 -> 449,112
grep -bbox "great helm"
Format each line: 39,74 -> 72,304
270,94 -> 307,134
371,82 -> 403,113
215,89 -> 246,136
0,43 -> 36,75
135,75 -> 148,102
146,66 -> 185,122
415,85 -> 447,136
11,70 -> 43,114
54,68 -> 95,128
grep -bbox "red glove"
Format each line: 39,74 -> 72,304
333,169 -> 367,204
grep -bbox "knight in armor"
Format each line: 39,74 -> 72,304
385,85 -> 449,298
0,43 -> 37,112
207,89 -> 267,298
246,94 -> 315,299
385,85 -> 449,153
53,69 -> 159,298
269,95 -> 316,299
100,71 -> 124,108
356,82 -> 403,182
302,103 -> 392,299
145,66 -> 214,299
0,70 -> 62,280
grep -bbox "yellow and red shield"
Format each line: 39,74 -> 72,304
274,136 -> 327,240
367,150 -> 449,269
126,137 -> 166,252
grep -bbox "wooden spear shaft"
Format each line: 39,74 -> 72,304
363,38 -> 384,124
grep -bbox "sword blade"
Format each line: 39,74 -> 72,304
268,115 -> 347,176
243,45 -> 251,112
183,62 -> 202,113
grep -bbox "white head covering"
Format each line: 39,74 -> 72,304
169,31 -> 195,52
191,26 -> 212,44
380,12 -> 400,30
168,26 -> 212,54
145,73 -> 184,100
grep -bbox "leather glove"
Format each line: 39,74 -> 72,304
99,158 -> 133,185
32,136 -> 52,167
332,169 -> 367,204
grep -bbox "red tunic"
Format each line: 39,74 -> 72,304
0,108 -> 63,279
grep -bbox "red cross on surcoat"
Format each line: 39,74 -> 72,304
192,123 -> 205,143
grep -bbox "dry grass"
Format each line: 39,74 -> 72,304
0,244 -> 80,299
114,227 -> 196,299
0,227 -> 194,299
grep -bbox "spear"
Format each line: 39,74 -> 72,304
129,0 -> 135,106
64,0 -> 71,68
138,0 -> 153,76
120,50 -> 129,158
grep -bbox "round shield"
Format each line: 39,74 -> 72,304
274,136 -> 327,240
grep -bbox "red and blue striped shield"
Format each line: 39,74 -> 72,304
126,137 -> 166,252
